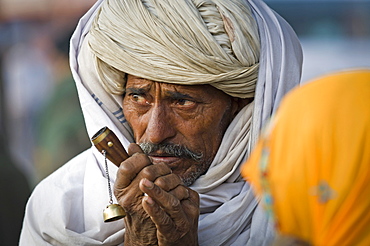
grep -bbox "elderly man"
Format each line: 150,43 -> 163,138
20,0 -> 302,245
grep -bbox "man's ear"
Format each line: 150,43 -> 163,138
231,97 -> 253,117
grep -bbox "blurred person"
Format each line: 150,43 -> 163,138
20,0 -> 303,245
242,69 -> 370,246
2,30 -> 56,185
34,30 -> 91,182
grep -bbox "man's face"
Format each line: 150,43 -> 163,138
123,75 -> 238,186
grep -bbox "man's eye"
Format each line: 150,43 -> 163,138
131,94 -> 148,105
175,99 -> 196,107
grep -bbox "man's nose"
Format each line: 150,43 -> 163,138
144,105 -> 176,144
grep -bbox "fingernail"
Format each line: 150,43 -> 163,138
142,178 -> 154,189
145,196 -> 155,206
185,188 -> 190,198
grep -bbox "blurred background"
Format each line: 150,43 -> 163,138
0,0 -> 96,244
0,0 -> 369,244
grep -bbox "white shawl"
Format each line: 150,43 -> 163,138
19,0 -> 302,245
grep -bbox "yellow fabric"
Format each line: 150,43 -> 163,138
241,69 -> 370,246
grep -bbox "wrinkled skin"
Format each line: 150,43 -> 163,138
114,75 -> 246,245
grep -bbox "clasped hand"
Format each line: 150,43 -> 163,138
114,143 -> 200,246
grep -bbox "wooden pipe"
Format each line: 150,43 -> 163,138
91,126 -> 129,167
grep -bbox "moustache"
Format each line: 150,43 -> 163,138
139,142 -> 203,161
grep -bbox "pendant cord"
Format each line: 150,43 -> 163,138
102,150 -> 114,204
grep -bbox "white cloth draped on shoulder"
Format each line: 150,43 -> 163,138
19,0 -> 302,245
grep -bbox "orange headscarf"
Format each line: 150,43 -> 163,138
242,69 -> 370,246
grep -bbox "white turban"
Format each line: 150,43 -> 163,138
86,0 -> 260,99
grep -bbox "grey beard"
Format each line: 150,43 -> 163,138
139,142 -> 203,161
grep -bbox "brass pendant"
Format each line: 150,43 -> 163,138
92,127 -> 128,223
101,149 -> 126,223
103,203 -> 126,222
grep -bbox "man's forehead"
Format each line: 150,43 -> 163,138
125,75 -> 213,94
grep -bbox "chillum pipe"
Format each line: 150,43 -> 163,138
91,126 -> 129,167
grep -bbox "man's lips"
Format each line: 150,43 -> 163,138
148,155 -> 182,166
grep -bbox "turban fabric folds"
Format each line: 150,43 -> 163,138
86,0 -> 260,98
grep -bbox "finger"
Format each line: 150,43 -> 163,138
139,178 -> 181,210
113,153 -> 152,210
168,185 -> 190,201
180,189 -> 200,219
141,181 -> 199,244
140,163 -> 172,182
154,173 -> 182,192
140,179 -> 189,228
142,196 -> 177,235
127,143 -> 144,156
141,193 -> 188,241
115,153 -> 151,190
